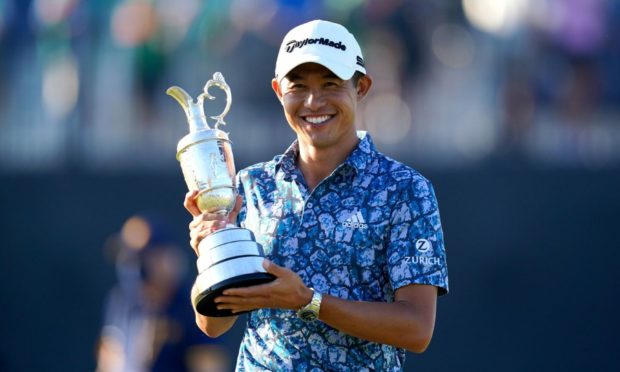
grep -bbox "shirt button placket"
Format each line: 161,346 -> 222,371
300,200 -> 313,224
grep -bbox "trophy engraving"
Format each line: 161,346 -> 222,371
167,72 -> 275,317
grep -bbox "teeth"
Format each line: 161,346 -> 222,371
305,115 -> 331,124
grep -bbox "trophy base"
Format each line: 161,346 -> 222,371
194,272 -> 276,317
193,227 -> 276,316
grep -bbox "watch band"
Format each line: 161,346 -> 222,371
297,288 -> 322,322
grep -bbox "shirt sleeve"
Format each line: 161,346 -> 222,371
386,176 -> 449,295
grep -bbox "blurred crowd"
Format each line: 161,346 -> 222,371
96,213 -> 231,372
1,0 -> 619,172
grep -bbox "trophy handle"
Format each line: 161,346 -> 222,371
203,72 -> 232,129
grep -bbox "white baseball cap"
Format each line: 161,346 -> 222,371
275,20 -> 366,82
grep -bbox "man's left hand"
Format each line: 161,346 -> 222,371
214,259 -> 313,313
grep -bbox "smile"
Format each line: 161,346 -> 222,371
303,115 -> 333,125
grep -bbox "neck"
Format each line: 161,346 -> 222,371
297,134 -> 359,191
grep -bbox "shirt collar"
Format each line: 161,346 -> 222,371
275,131 -> 377,180
344,131 -> 375,173
275,141 -> 299,180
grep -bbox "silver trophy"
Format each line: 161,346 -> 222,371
167,72 -> 274,317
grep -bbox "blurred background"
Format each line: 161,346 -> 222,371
0,0 -> 619,371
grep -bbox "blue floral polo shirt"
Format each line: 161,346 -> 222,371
234,132 -> 449,371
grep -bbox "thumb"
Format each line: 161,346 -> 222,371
183,190 -> 201,217
263,259 -> 285,277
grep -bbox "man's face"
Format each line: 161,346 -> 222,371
272,63 -> 371,150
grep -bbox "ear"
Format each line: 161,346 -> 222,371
272,78 -> 284,104
355,74 -> 372,101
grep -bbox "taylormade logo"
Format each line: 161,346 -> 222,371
285,38 -> 347,53
342,210 -> 367,229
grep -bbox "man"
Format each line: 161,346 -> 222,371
184,19 -> 449,371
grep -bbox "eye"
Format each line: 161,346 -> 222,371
324,80 -> 342,88
288,83 -> 305,90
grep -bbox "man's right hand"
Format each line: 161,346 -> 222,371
183,190 -> 242,256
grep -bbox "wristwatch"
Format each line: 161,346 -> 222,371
297,288 -> 322,322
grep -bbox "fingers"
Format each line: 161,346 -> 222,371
221,283 -> 280,311
185,191 -> 243,254
214,294 -> 270,313
189,213 -> 228,229
217,264 -> 310,311
188,213 -> 228,255
189,223 -> 208,256
221,262 -> 313,311
223,282 -> 273,297
183,190 -> 201,217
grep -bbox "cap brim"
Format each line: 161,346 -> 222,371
276,53 -> 356,82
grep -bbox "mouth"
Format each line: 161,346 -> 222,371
302,114 -> 334,126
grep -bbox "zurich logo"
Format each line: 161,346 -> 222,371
415,239 -> 432,253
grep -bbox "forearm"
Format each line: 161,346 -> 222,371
211,262 -> 438,351
191,283 -> 238,337
194,311 -> 238,338
318,287 -> 437,353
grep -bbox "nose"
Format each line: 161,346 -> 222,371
304,88 -> 326,110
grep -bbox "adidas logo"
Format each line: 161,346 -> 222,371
342,210 -> 368,229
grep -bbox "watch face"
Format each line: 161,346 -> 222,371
299,309 -> 317,322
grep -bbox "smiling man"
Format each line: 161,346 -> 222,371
184,20 -> 449,371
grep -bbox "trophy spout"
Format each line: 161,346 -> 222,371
166,86 -> 193,110
166,86 -> 210,132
